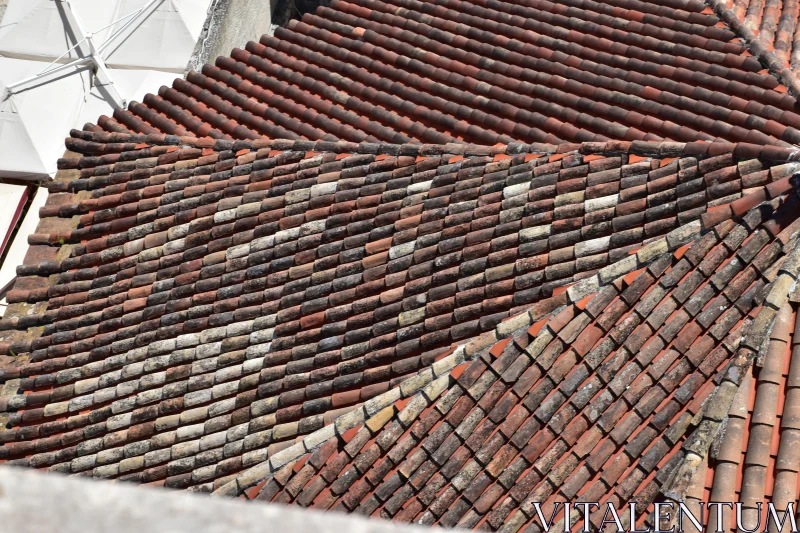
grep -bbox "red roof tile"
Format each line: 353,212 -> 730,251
727,0 -> 800,68
87,0 -> 800,147
708,0 -> 800,97
674,304 -> 799,533
5,0 -> 800,526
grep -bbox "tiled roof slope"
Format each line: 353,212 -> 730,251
88,0 -> 800,147
1,132 -> 799,502
705,0 -> 800,99
235,171 -> 800,533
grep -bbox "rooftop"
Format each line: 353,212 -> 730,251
2,1 -> 800,531
90,0 -> 800,147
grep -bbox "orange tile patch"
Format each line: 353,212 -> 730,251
552,284 -> 571,296
489,338 -> 512,358
527,316 -> 550,337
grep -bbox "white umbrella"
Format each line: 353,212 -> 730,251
0,0 -> 211,73
0,57 -> 177,178
0,0 -> 211,179
0,58 -> 85,178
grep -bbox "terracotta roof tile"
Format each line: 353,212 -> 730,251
676,302 -> 799,532
74,0 -> 800,148
0,134 -> 767,488
20,133 -> 779,525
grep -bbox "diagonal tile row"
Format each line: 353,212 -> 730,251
238,188 -> 800,533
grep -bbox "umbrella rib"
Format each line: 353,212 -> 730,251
36,37 -> 88,76
2,0 -> 160,109
96,0 -> 166,55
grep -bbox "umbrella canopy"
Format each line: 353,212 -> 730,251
0,0 -> 211,179
0,0 -> 211,73
0,57 -> 176,178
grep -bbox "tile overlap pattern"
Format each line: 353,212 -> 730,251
88,0 -> 800,147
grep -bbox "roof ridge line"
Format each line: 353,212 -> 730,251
60,130 -> 800,168
705,0 -> 800,99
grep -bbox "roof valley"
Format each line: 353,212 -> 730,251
236,186 -> 800,528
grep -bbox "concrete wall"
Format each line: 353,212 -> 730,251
0,467 -> 442,533
187,0 -> 276,74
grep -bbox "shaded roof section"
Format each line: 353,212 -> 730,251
0,132 -> 799,499
89,0 -> 800,147
234,180 -> 800,532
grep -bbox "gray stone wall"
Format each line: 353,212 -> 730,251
0,467 -> 444,533
187,0 -> 276,74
